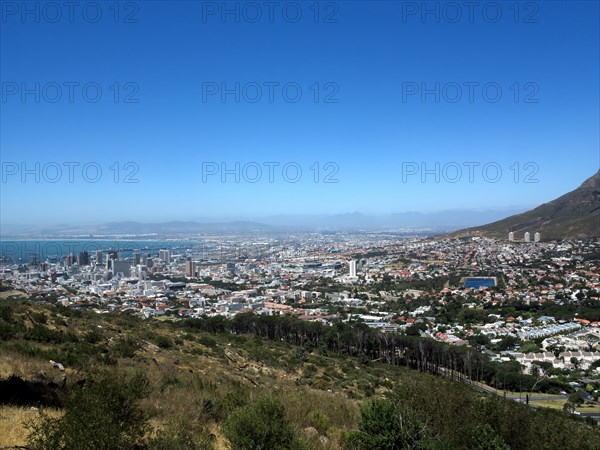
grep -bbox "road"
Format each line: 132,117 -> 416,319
437,368 -> 600,421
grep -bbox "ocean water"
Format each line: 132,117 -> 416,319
0,240 -> 201,263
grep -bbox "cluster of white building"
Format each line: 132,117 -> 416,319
508,231 -> 541,243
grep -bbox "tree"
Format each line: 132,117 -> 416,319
519,341 -> 540,354
568,391 -> 584,406
494,336 -> 519,351
345,399 -> 428,449
570,357 -> 580,370
27,370 -> 149,450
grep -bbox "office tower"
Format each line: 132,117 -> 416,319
508,232 -> 514,242
349,260 -> 357,277
95,250 -> 103,264
524,232 -> 531,243
133,252 -> 141,265
78,251 -> 89,266
185,260 -> 195,277
159,249 -> 171,263
534,232 -> 541,243
227,261 -> 236,275
112,260 -> 131,277
65,254 -> 75,267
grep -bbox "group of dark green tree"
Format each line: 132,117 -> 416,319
183,314 -> 572,394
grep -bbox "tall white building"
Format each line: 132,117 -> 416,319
349,260 -> 357,277
524,232 -> 531,243
159,249 -> 171,263
137,264 -> 147,280
508,232 -> 514,242
534,232 -> 541,242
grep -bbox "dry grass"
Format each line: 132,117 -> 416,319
0,290 -> 26,299
0,406 -> 62,447
0,350 -> 52,379
529,399 -> 600,414
529,399 -> 569,410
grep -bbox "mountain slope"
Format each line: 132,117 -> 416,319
450,170 -> 600,240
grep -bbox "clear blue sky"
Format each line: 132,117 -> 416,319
1,1 -> 599,226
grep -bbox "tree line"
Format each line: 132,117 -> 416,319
182,313 -> 568,393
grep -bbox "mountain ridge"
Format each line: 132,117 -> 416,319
448,170 -> 600,240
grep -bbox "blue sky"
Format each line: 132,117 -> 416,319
1,1 -> 599,226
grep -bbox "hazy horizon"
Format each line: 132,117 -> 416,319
0,205 -> 537,232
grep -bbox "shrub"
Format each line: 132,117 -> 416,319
212,389 -> 249,422
0,304 -> 14,321
112,336 -> 140,358
197,335 -> 217,348
24,325 -> 78,344
27,370 -> 150,450
307,410 -> 330,435
31,312 -> 48,324
155,335 -> 174,349
472,424 -> 510,450
0,321 -> 17,340
223,397 -> 301,450
344,399 -> 428,450
83,329 -> 104,344
148,418 -> 214,450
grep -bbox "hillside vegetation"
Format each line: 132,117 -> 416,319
0,298 -> 599,449
451,169 -> 600,240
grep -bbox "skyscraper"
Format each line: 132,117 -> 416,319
534,232 -> 541,242
78,251 -> 89,266
137,265 -> 147,280
227,262 -> 236,275
508,232 -> 514,242
524,232 -> 531,243
185,260 -> 195,277
65,254 -> 75,267
106,251 -> 118,271
349,260 -> 357,277
159,249 -> 171,264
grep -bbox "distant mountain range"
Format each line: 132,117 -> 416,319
33,221 -> 274,236
1,208 -> 530,237
5,169 -> 599,240
449,170 -> 600,240
259,209 -> 530,230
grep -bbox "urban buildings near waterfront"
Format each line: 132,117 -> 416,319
1,235 -> 599,376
